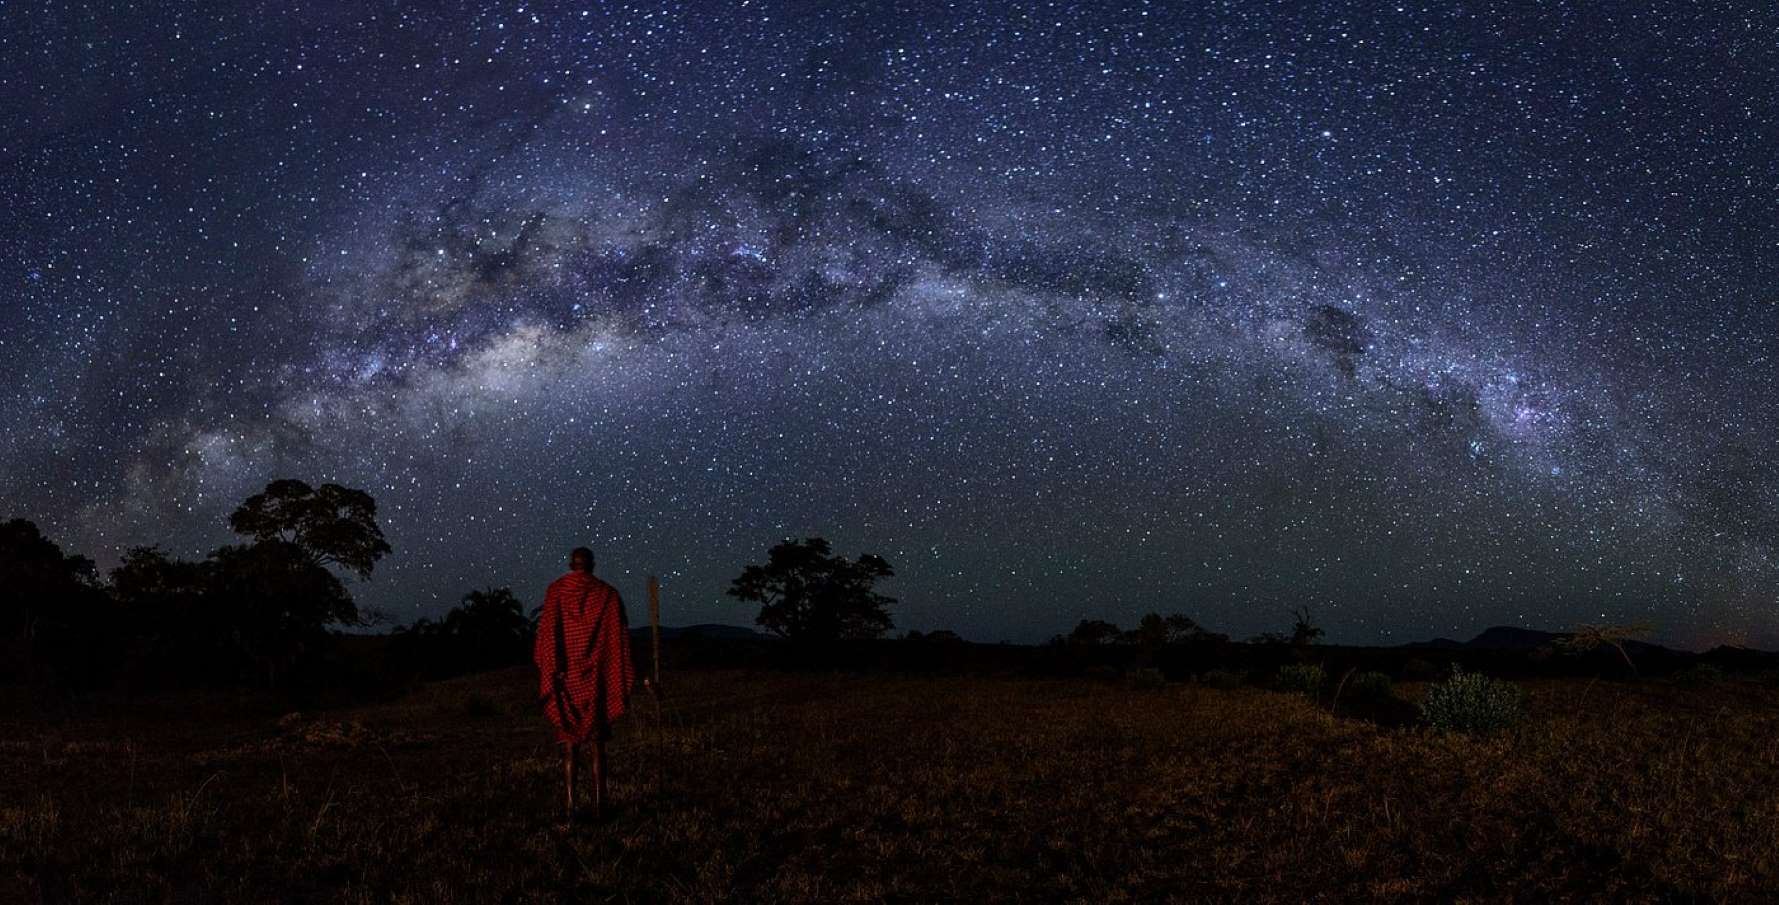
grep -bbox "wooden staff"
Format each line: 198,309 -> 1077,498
647,574 -> 663,793
647,575 -> 662,690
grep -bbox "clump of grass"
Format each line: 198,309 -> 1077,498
1672,663 -> 1725,688
16,664 -> 1779,901
1276,663 -> 1325,696
1127,668 -> 1166,690
1421,666 -> 1523,734
0,794 -> 59,855
1345,670 -> 1394,702
1198,669 -> 1245,689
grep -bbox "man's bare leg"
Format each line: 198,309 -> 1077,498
589,736 -> 606,820
562,742 -> 578,825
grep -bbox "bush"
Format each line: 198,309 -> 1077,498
1673,663 -> 1725,688
1199,669 -> 1245,689
1402,657 -> 1443,681
1277,663 -> 1325,696
1127,667 -> 1166,690
1421,666 -> 1524,733
1344,670 -> 1394,701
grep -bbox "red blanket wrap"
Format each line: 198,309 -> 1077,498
534,571 -> 635,745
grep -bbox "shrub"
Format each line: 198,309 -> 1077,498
1345,670 -> 1394,701
1421,666 -> 1524,733
1199,669 -> 1245,689
1402,657 -> 1443,681
1277,663 -> 1325,696
1128,667 -> 1166,690
1673,663 -> 1725,688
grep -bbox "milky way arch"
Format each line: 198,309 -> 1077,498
3,1 -> 1775,645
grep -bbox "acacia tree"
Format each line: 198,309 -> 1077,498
1558,622 -> 1654,676
727,537 -> 895,642
228,479 -> 391,578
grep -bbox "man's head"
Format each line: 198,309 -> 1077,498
568,547 -> 595,574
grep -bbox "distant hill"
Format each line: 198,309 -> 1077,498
1699,645 -> 1779,671
630,623 -> 775,642
1464,626 -> 1568,650
1400,626 -> 1563,651
1402,626 -> 1686,657
1405,637 -> 1465,650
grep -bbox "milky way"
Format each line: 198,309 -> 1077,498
3,1 -> 1776,646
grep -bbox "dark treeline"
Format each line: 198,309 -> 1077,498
388,587 -> 532,681
2,480 -> 546,698
2,479 -> 389,694
9,496 -> 1778,704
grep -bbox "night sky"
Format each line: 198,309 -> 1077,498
3,1 -> 1776,647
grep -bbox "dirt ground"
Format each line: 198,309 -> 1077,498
4,668 -> 1777,902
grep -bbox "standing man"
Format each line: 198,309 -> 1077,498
535,546 -> 635,825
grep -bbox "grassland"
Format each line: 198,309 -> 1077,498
4,666 -> 1778,902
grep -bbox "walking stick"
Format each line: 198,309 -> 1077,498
647,574 -> 663,794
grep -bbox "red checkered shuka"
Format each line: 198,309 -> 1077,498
534,571 -> 635,745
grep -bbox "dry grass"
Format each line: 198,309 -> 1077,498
3,669 -> 1778,902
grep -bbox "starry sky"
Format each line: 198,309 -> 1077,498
3,1 -> 1776,647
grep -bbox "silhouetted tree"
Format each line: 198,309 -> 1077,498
1163,613 -> 1228,644
1250,609 -> 1326,648
445,587 -> 529,645
1123,613 -> 1170,651
109,546 -> 216,685
205,540 -> 356,687
101,481 -> 389,689
1,519 -> 93,650
394,586 -> 532,678
213,479 -> 390,686
1122,612 -> 1230,650
1068,619 -> 1121,645
228,479 -> 391,578
1558,622 -> 1654,677
0,519 -> 109,684
727,537 -> 895,642
905,629 -> 963,643
1289,606 -> 1325,648
111,546 -> 206,606
5,482 -> 389,692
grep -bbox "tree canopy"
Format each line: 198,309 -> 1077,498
0,519 -> 107,682
2,480 -> 393,690
228,479 -> 392,578
0,519 -> 97,639
394,586 -> 531,678
727,537 -> 895,642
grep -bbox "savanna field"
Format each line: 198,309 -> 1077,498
6,666 -> 1779,903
